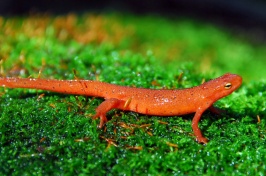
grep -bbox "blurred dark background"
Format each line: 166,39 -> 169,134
1,0 -> 266,43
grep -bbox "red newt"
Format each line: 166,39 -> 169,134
0,73 -> 242,144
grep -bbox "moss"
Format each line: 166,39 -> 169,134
0,13 -> 265,175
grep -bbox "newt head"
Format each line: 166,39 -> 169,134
203,73 -> 242,101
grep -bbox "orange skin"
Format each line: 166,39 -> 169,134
0,73 -> 242,144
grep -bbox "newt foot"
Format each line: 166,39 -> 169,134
196,137 -> 208,144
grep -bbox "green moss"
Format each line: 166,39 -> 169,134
0,13 -> 265,175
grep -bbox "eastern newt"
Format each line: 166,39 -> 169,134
0,73 -> 242,144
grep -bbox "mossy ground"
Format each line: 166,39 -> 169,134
0,13 -> 265,175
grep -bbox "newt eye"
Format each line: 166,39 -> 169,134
224,83 -> 232,89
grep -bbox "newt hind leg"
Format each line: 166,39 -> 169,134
93,98 -> 125,128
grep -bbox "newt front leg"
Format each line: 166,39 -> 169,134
192,107 -> 210,144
